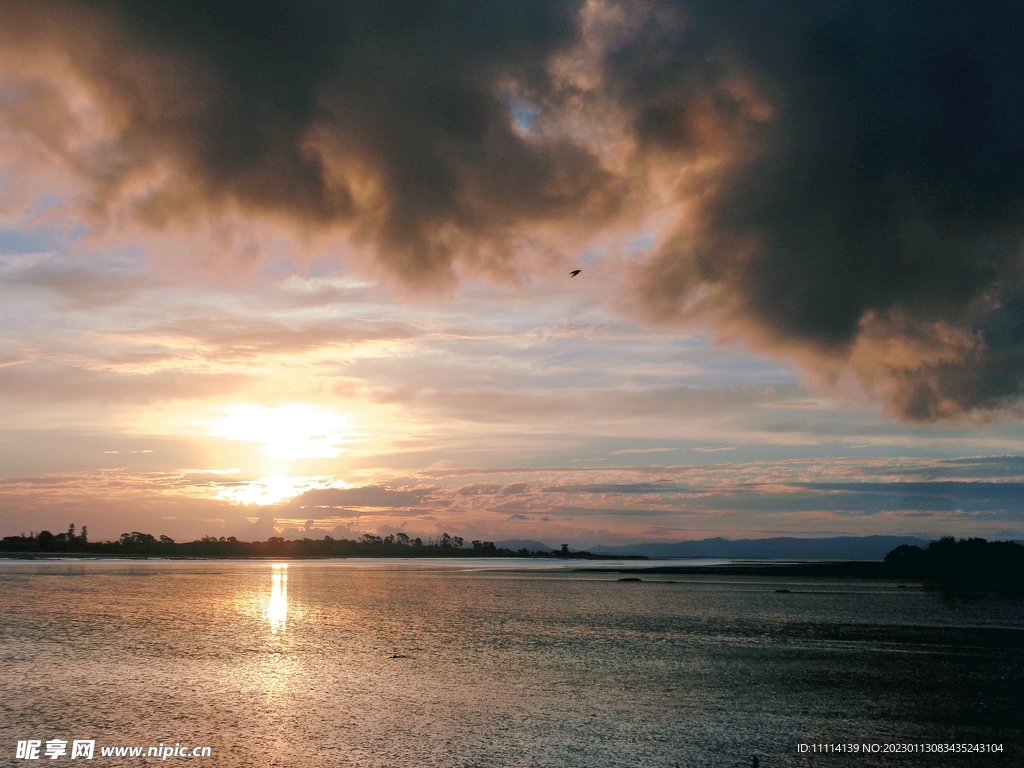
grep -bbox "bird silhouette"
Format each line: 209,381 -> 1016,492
569,269 -> 581,277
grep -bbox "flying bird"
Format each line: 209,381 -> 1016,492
569,269 -> 581,278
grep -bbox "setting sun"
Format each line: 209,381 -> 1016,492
212,405 -> 352,460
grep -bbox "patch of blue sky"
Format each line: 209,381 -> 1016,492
0,222 -> 86,255
526,345 -> 607,372
453,277 -> 494,298
266,258 -> 299,277
624,233 -> 654,254
693,357 -> 800,386
503,94 -> 538,134
582,337 -> 795,389
747,407 -> 1024,460
0,240 -> 157,348
29,243 -> 152,287
915,455 -> 1024,481
0,79 -> 39,104
20,193 -> 69,219
302,255 -> 352,279
420,326 -> 758,396
641,334 -> 799,384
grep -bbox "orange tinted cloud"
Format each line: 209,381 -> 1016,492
7,457 -> 1024,542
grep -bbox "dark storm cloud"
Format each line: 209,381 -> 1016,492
0,0 -> 620,282
3,1 -> 1024,418
634,1 -> 1024,420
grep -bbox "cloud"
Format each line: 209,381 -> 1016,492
0,360 -> 246,403
610,447 -> 677,455
5,457 -> 1024,541
2,1 -> 1024,419
368,382 -> 801,424
287,485 -> 430,510
10,262 -> 154,308
0,0 -> 626,285
542,481 -> 695,495
630,1 -> 1024,420
0,468 -> 261,540
141,317 -> 418,360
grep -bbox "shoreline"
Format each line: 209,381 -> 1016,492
0,552 -> 643,561
575,560 -> 890,578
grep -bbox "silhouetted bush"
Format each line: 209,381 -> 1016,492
885,537 -> 1024,591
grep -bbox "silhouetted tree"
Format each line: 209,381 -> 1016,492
121,532 -> 157,547
884,537 -> 1024,590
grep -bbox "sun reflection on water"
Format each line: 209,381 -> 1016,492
266,564 -> 288,633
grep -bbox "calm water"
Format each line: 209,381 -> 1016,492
1,559 -> 1022,767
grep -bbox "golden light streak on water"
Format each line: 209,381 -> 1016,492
265,564 -> 289,633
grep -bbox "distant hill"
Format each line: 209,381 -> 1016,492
494,539 -> 555,553
587,536 -> 933,560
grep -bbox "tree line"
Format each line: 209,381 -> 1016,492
0,526 -> 623,559
16,528 -> 1018,586
884,536 -> 1024,591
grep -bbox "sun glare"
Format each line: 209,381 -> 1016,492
212,404 -> 351,460
214,475 -> 347,506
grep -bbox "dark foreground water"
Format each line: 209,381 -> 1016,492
0,559 -> 1021,767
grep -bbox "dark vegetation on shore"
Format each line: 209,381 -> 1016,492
0,526 -> 638,560
883,537 -> 1024,590
582,537 -> 1024,593
3,529 -> 1022,589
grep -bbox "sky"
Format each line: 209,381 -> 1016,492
3,0 -> 1024,545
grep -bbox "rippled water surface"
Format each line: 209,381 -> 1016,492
1,559 -> 1022,767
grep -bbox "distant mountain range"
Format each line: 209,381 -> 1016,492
494,536 -> 937,560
